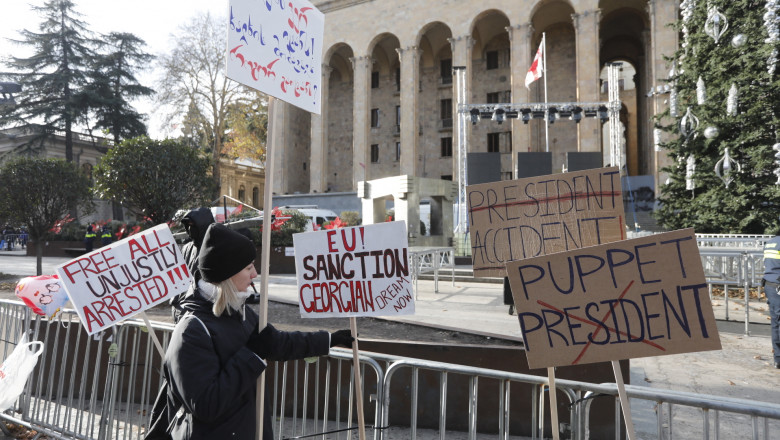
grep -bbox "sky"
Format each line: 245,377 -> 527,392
0,0 -> 229,138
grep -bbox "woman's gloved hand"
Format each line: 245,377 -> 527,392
330,329 -> 355,348
247,325 -> 274,358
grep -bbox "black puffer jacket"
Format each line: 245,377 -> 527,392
171,208 -> 214,322
163,284 -> 330,439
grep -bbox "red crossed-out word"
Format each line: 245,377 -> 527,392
535,280 -> 666,365
469,190 -> 622,213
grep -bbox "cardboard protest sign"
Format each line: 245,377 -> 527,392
226,0 -> 324,114
468,167 -> 625,278
506,228 -> 721,369
55,224 -> 189,335
293,221 -> 413,318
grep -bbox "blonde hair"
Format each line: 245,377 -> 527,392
212,279 -> 243,317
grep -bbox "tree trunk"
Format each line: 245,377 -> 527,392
35,239 -> 43,276
212,153 -> 221,199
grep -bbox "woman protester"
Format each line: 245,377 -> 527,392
149,223 -> 353,439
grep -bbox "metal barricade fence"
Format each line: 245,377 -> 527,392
579,383 -> 780,440
381,358 -> 780,440
0,300 -> 383,440
408,247 -> 455,295
696,234 -> 773,248
0,301 -> 124,439
698,248 -> 764,335
4,298 -> 780,440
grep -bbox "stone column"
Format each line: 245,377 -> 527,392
448,35 -> 474,176
572,9 -> 602,153
350,55 -> 373,190
310,65 -> 332,193
270,98 -> 288,194
396,46 -> 421,177
649,0 -> 679,189
507,23 -> 533,177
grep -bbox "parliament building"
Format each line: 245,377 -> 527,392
269,0 -> 677,214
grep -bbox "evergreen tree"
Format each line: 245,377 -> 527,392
0,0 -> 97,162
87,32 -> 155,145
655,0 -> 780,234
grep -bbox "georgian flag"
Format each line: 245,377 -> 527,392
524,41 -> 544,88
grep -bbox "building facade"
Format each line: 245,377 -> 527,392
0,126 -> 122,222
0,127 -> 266,220
218,158 -> 266,210
270,0 -> 676,198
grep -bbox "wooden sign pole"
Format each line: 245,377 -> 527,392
547,367 -> 560,440
611,360 -> 637,440
256,97 -> 277,440
140,311 -> 165,358
349,317 -> 366,440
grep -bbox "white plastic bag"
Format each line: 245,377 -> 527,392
0,333 -> 44,412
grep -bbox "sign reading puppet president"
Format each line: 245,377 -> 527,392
506,228 -> 721,369
293,221 -> 413,318
468,167 -> 625,278
56,224 -> 190,335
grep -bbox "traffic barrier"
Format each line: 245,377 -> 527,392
2,298 -> 779,439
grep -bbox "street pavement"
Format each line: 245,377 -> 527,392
1,249 -> 779,439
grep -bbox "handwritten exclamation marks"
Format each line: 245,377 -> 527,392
359,226 -> 365,249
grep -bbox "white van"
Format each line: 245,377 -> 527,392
278,205 -> 338,231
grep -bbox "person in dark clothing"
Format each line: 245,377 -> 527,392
155,223 -> 354,439
170,208 -> 215,323
100,225 -> 113,247
84,225 -> 96,253
762,235 -> 780,369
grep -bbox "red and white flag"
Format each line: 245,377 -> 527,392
525,40 -> 544,88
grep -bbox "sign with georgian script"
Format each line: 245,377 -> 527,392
506,228 -> 721,369
226,0 -> 324,113
56,224 -> 189,335
468,167 -> 625,277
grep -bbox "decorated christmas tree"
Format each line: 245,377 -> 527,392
654,0 -> 780,234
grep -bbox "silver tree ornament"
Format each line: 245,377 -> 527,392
679,107 -> 699,143
714,148 -> 741,188
686,154 -> 696,191
704,6 -> 729,44
727,83 -> 738,116
697,76 -> 706,105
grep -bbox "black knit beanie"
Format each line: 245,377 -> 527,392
198,223 -> 257,283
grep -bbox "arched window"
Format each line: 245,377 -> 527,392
238,185 -> 246,202
81,163 -> 93,184
252,186 -> 260,208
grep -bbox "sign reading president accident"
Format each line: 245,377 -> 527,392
468,167 -> 625,278
506,228 -> 721,369
56,224 -> 189,335
293,221 -> 413,318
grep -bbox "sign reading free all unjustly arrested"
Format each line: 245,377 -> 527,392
506,228 -> 721,369
293,221 -> 413,318
56,224 -> 190,335
468,167 -> 625,278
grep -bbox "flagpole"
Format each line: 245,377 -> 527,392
542,32 -> 549,153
